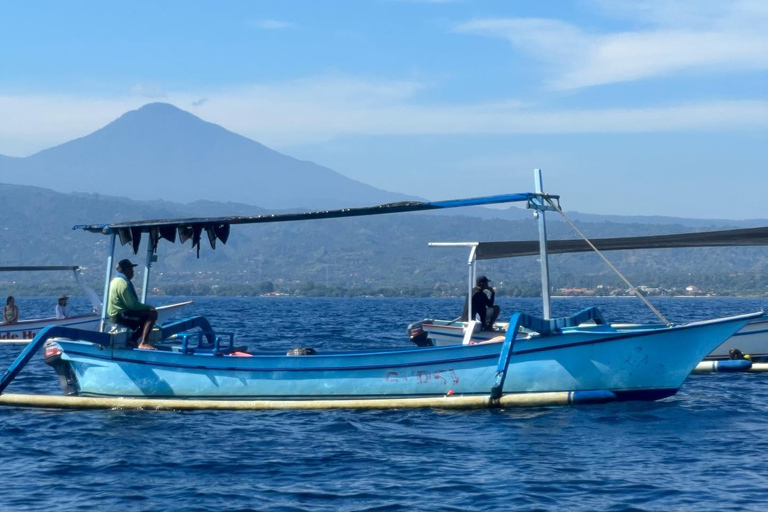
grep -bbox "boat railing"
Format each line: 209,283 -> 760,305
174,331 -> 238,355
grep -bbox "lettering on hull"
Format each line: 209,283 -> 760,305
0,330 -> 37,339
385,369 -> 459,385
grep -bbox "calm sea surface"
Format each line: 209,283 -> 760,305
2,296 -> 768,512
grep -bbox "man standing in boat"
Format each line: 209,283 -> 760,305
108,259 -> 158,350
461,275 -> 501,331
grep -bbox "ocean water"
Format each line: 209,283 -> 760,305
2,296 -> 768,512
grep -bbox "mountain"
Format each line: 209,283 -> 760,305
0,103 -> 416,209
1,102 -> 766,228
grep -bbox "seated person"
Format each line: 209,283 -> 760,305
55,295 -> 69,319
3,296 -> 19,324
108,259 -> 158,350
460,275 -> 501,331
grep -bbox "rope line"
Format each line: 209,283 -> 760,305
544,197 -> 671,326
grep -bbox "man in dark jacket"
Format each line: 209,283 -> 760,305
461,275 -> 501,331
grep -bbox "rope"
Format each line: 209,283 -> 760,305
545,197 -> 671,326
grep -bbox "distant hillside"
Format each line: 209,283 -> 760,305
0,103 -> 416,210
1,183 -> 767,297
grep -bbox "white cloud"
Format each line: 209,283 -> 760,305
454,0 -> 768,90
247,19 -> 298,30
0,77 -> 766,156
130,82 -> 167,99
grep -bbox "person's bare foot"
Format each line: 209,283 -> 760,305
137,343 -> 157,350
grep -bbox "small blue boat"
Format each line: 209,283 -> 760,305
0,171 -> 760,406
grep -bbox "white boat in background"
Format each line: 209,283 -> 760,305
0,266 -> 192,342
408,227 -> 768,362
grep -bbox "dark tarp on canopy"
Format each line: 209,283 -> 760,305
474,227 -> 768,260
72,193 -> 554,256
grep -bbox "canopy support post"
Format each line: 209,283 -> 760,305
141,234 -> 155,303
100,233 -> 116,332
467,245 -> 477,322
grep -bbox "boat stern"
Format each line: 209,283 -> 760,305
43,340 -> 79,395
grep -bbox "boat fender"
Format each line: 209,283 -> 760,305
228,351 -> 253,357
287,348 -> 317,356
716,359 -> 753,372
694,359 -> 752,373
568,390 -> 617,405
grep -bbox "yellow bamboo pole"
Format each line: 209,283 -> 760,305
0,391 -> 575,411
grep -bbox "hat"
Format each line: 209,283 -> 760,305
476,275 -> 490,286
58,294 -> 68,300
117,259 -> 139,271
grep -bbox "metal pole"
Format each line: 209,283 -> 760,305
141,234 -> 154,303
100,233 -> 116,332
534,169 -> 552,319
467,246 -> 476,322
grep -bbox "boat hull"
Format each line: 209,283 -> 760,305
0,301 -> 193,342
50,313 -> 754,400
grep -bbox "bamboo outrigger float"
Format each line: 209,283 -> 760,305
0,170 -> 761,410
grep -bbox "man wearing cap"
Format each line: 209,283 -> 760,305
108,259 -> 158,349
55,295 -> 69,319
461,275 -> 501,331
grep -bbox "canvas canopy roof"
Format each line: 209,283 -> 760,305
473,226 -> 768,260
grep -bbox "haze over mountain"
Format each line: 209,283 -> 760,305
0,103 -> 416,209
0,102 -> 766,228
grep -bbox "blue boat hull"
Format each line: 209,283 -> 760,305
51,313 -> 754,401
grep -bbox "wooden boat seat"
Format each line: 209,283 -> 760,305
108,325 -> 163,349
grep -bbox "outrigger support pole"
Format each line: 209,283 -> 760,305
100,233 -> 117,332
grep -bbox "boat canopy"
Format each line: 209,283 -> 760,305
73,193 -> 557,255
473,226 -> 768,261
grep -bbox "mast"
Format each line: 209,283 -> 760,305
467,245 -> 477,322
534,169 -> 552,319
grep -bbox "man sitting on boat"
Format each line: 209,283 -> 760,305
461,275 -> 501,331
55,295 -> 69,319
108,259 -> 158,350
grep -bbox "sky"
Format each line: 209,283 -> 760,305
0,0 -> 766,219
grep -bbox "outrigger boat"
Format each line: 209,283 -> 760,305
0,170 -> 761,410
407,224 -> 768,365
0,266 -> 192,342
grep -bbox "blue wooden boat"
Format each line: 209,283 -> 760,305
0,171 -> 761,406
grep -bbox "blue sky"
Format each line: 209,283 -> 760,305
0,0 -> 766,218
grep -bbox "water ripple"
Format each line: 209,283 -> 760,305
2,296 -> 768,511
